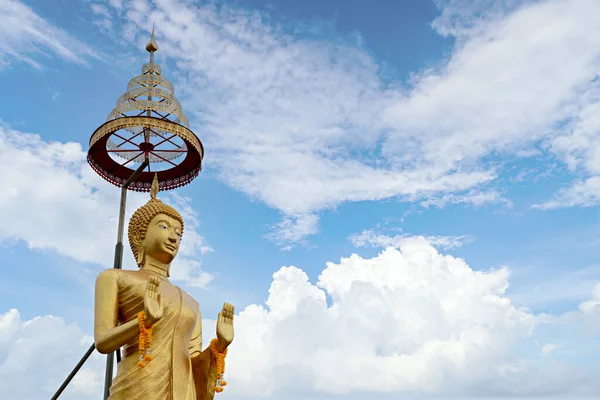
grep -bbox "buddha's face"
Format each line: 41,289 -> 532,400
141,213 -> 182,264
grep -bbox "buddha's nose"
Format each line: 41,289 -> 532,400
168,235 -> 177,243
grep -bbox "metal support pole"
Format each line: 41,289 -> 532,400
103,158 -> 149,400
50,344 -> 96,400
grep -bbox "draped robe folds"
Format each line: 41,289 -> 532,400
95,269 -> 216,400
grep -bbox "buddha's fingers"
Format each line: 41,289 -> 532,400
148,276 -> 160,300
146,281 -> 153,301
223,303 -> 234,313
223,303 -> 235,320
219,309 -> 228,322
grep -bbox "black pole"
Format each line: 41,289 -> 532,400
103,159 -> 149,400
50,344 -> 96,400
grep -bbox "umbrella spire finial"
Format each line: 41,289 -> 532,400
146,24 -> 159,61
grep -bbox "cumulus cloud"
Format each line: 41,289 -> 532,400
0,0 -> 100,69
0,309 -> 105,399
3,241 -> 600,399
223,241 -> 600,398
0,124 -> 213,287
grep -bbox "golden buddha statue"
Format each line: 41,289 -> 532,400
94,176 -> 234,400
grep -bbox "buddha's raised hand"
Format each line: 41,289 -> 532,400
144,276 -> 164,326
216,303 -> 234,351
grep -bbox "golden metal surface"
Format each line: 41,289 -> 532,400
103,27 -> 195,166
125,73 -> 175,96
90,116 -> 203,158
107,99 -> 187,125
94,185 -> 234,399
146,24 -> 159,53
87,153 -> 202,191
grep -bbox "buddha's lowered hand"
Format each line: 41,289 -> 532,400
215,303 -> 234,352
144,276 -> 164,326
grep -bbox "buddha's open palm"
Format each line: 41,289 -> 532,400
216,303 -> 234,350
144,276 -> 163,327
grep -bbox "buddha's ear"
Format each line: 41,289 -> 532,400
136,246 -> 145,267
131,232 -> 141,250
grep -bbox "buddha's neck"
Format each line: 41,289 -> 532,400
141,256 -> 170,278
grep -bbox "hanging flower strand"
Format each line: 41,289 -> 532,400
137,311 -> 154,368
209,338 -> 228,393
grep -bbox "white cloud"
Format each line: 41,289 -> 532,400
4,241 -> 600,398
383,0 -> 600,169
0,0 -> 100,69
171,259 -> 214,288
533,177 -> 600,209
91,3 -> 111,18
92,0 -> 527,247
224,241 -> 600,397
69,367 -> 102,396
264,214 -> 320,249
540,343 -> 561,356
535,80 -> 600,208
579,283 -> 600,314
107,0 -> 123,12
350,228 -> 473,251
421,189 -> 513,209
0,124 -> 212,287
89,0 -> 600,246
431,0 -> 531,38
0,309 -> 105,399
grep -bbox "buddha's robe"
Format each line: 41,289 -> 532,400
95,269 -> 214,400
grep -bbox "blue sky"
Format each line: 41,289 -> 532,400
1,0 -> 600,398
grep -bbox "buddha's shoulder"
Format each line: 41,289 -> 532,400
181,289 -> 199,308
96,268 -> 145,282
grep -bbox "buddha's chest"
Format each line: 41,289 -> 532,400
116,273 -> 197,328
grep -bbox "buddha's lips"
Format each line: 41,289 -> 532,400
165,244 -> 177,251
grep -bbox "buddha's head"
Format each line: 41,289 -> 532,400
128,175 -> 184,274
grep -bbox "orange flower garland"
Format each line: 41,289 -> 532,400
137,311 -> 154,368
209,338 -> 228,393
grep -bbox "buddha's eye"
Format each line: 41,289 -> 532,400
159,225 -> 168,230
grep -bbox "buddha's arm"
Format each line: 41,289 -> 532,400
189,311 -> 218,400
94,269 -> 141,354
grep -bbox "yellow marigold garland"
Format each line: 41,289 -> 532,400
209,338 -> 228,393
137,311 -> 154,368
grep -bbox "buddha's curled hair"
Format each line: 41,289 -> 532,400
127,175 -> 184,266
